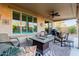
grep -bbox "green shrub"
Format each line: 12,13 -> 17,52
68,26 -> 76,34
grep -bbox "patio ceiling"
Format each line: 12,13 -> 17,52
13,3 -> 77,21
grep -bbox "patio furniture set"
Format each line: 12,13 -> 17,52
51,29 -> 74,47
0,31 -> 74,56
53,32 -> 74,47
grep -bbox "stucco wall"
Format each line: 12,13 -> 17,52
0,4 -> 47,36
0,4 -> 12,35
37,16 -> 45,32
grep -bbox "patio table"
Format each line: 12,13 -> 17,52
30,35 -> 54,55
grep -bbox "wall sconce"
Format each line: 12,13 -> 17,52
1,16 -> 9,25
2,19 -> 9,25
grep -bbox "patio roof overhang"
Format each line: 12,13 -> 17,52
9,3 -> 77,21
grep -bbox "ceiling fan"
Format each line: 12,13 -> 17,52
49,11 -> 60,18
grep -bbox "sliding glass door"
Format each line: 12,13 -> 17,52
45,21 -> 52,34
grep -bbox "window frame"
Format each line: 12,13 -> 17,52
12,10 -> 37,35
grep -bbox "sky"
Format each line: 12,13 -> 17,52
63,19 -> 77,26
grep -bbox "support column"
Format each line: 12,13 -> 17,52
77,20 -> 79,48
76,4 -> 79,48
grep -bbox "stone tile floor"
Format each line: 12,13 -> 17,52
69,34 -> 79,56
42,34 -> 79,56
70,48 -> 79,56
19,34 -> 79,56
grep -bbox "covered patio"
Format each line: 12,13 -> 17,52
0,3 -> 79,56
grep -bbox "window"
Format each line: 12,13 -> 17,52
22,13 -> 28,34
28,16 -> 33,33
12,11 -> 20,33
12,11 -> 37,34
13,11 -> 20,20
33,17 -> 37,32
